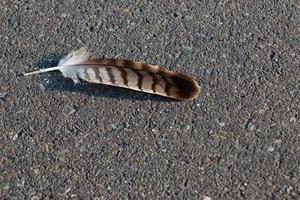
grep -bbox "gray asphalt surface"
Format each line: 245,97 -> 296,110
1,1 -> 299,199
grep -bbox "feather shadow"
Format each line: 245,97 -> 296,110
34,54 -> 173,102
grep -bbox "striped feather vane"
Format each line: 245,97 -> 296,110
24,48 -> 200,100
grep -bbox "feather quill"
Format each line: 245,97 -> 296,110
24,48 -> 200,100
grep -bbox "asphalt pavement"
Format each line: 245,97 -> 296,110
1,1 -> 299,199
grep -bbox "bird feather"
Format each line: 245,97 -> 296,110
24,48 -> 200,100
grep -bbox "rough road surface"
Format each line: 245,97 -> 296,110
1,1 -> 299,199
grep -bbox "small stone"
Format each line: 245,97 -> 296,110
68,106 -> 77,115
44,78 -> 50,84
221,54 -> 227,58
182,45 -> 192,51
3,183 -> 10,190
39,83 -> 45,91
289,90 -> 296,96
287,186 -> 293,193
110,124 -> 117,130
268,147 -> 275,152
184,15 -> 193,20
31,195 -> 40,200
33,168 -> 40,174
209,58 -> 216,63
0,92 -> 7,99
247,123 -> 254,131
151,127 -> 159,133
60,13 -> 67,18
17,179 -> 25,187
275,139 -> 282,145
38,83 -> 45,91
29,126 -> 36,133
64,187 -> 71,194
125,122 -> 130,128
182,125 -> 191,132
245,118 -> 255,131
12,132 -> 19,141
157,139 -> 163,146
203,196 -> 212,200
206,68 -> 213,75
219,122 -> 226,127
289,117 -> 297,123
274,152 -> 281,166
258,109 -> 265,115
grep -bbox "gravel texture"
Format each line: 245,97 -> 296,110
1,1 -> 299,199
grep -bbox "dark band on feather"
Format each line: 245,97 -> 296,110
93,68 -> 102,83
150,74 -> 159,93
119,68 -> 128,86
163,78 -> 172,96
133,70 -> 143,90
106,67 -> 115,84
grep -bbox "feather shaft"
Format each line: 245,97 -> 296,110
24,66 -> 62,76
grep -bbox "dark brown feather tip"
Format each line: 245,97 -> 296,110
168,74 -> 200,100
